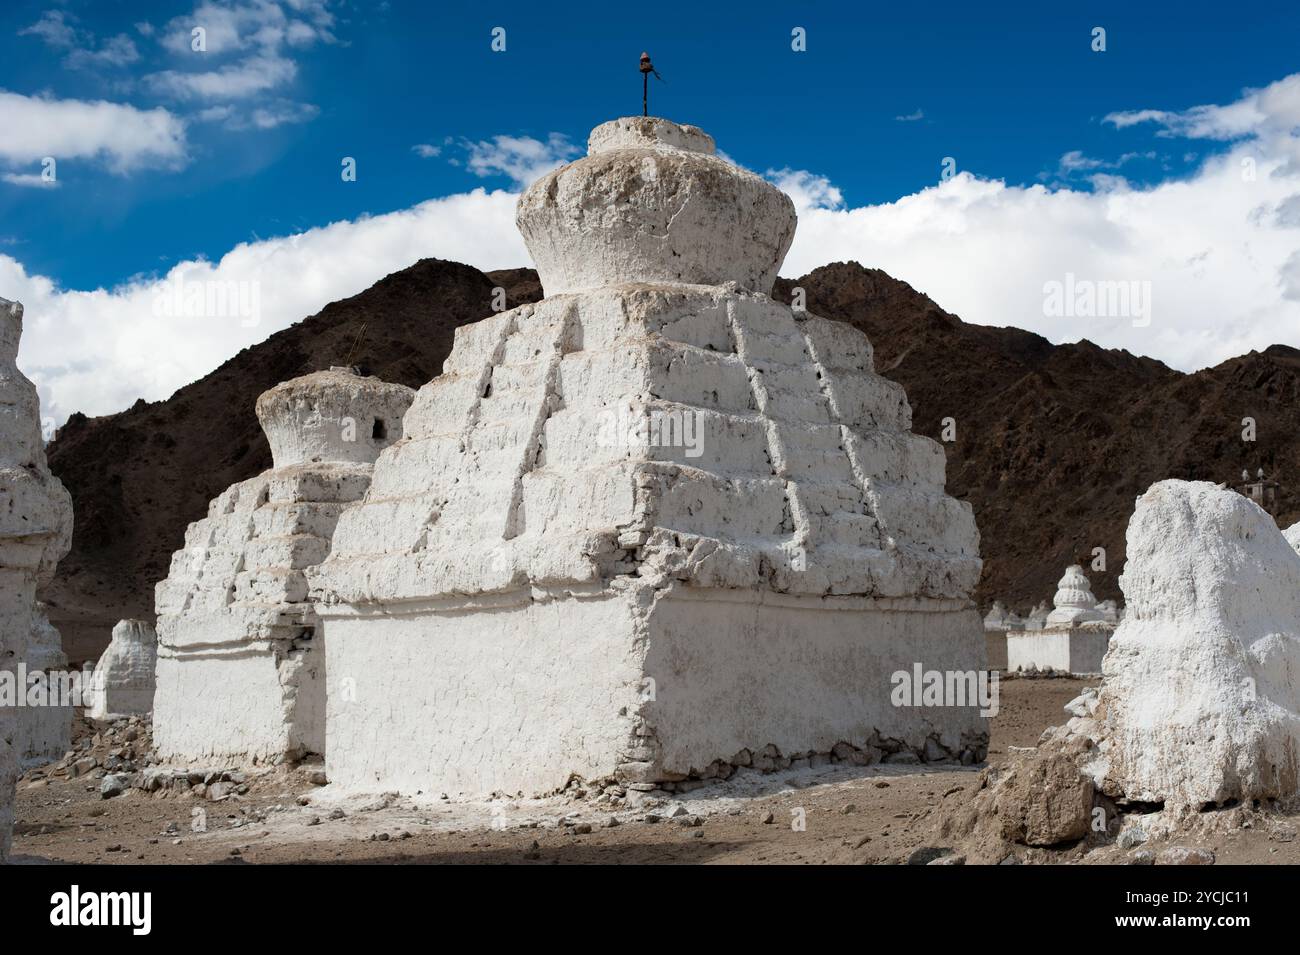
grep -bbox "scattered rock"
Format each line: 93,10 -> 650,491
100,774 -> 129,799
906,846 -> 952,865
1156,846 -> 1216,866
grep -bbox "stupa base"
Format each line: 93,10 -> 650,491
320,585 -> 989,796
1007,622 -> 1114,675
154,627 -> 325,763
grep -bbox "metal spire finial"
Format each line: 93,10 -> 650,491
639,52 -> 663,117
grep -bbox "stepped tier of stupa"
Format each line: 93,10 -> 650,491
153,368 -> 414,764
309,117 -> 987,797
0,297 -> 73,861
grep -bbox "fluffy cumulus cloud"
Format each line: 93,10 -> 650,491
6,190 -> 523,428
780,73 -> 1300,372
9,75 -> 1300,426
0,91 -> 187,174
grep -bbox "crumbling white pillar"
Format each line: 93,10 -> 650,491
153,368 -> 414,764
86,619 -> 157,721
311,117 -> 989,798
1088,480 -> 1300,809
0,297 -> 73,861
17,605 -> 73,767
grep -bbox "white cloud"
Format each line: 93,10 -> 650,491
461,133 -> 580,189
1,172 -> 59,189
895,108 -> 924,122
1106,73 -> 1300,140
145,54 -> 297,100
0,91 -> 187,174
766,168 -> 843,211
779,124 -> 1300,372
412,144 -> 441,158
157,0 -> 335,56
6,189 -> 524,426
19,11 -> 78,48
247,100 -> 319,129
19,11 -> 139,69
64,34 -> 141,69
142,1 -> 334,129
1058,150 -> 1106,173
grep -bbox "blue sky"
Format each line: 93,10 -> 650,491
4,0 -> 1300,424
6,0 -> 1298,288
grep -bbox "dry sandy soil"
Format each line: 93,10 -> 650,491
12,677 -> 1300,865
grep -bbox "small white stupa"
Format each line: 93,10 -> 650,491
0,297 -> 73,861
86,619 -> 158,721
153,368 -> 414,764
1025,600 -> 1050,630
1008,564 -> 1115,674
1045,565 -> 1104,626
983,601 -> 1020,632
310,116 -> 988,798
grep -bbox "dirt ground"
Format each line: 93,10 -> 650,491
12,676 -> 1300,865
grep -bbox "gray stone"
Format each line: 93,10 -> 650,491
1156,846 -> 1216,866
100,774 -> 129,799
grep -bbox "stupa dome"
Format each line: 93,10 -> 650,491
516,116 -> 796,296
1045,564 -> 1104,626
255,366 -> 414,469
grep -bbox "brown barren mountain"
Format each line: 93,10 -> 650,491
42,259 -> 1300,660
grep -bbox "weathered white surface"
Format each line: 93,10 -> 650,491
0,297 -> 73,861
18,605 -> 72,766
517,117 -> 796,297
312,117 -> 986,797
86,619 -> 157,721
325,591 -> 985,795
153,368 -> 413,764
1045,564 -> 1103,626
1092,480 -> 1300,808
1284,520 -> 1300,556
1007,622 -> 1112,675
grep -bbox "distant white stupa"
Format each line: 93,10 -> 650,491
1045,564 -> 1104,626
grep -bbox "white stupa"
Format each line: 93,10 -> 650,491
310,116 -> 987,797
153,368 -> 414,764
0,298 -> 73,861
86,619 -> 158,721
1025,600 -> 1050,630
1008,564 -> 1113,674
1070,481 -> 1300,810
1045,564 -> 1104,626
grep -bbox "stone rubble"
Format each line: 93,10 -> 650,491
0,297 -> 73,862
86,619 -> 158,721
153,367 -> 414,765
309,117 -> 988,799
